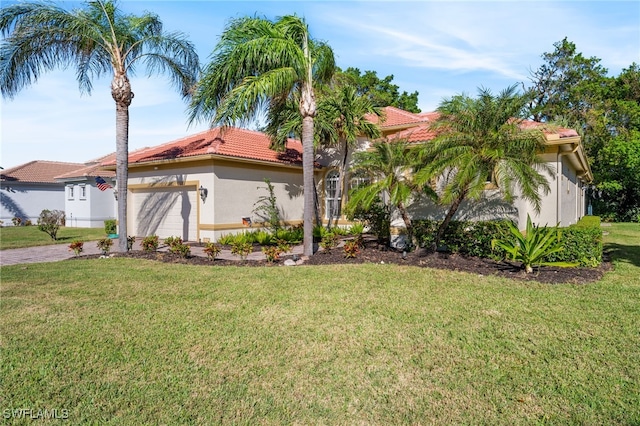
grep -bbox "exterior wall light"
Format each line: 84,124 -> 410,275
199,185 -> 208,202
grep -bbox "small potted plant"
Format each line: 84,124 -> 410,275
97,237 -> 113,255
104,219 -> 117,238
68,240 -> 84,256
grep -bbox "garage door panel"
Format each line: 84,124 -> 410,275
133,188 -> 197,241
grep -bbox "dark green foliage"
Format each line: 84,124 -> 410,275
413,219 -> 510,259
346,196 -> 391,244
104,219 -> 117,235
37,209 -> 65,240
545,220 -> 603,267
337,67 -> 421,112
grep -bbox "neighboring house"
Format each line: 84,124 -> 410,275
1,160 -> 85,225
102,127 -> 308,242
103,107 -> 592,242
55,153 -> 117,228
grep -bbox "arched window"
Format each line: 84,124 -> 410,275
325,170 -> 341,219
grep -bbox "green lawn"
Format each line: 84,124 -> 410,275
1,224 -> 638,424
0,226 -> 106,250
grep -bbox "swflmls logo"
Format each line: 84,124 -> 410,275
3,408 -> 69,419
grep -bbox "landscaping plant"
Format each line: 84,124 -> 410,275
141,235 -> 159,252
492,215 -> 577,273
203,242 -> 222,260
96,237 -> 113,255
253,178 -> 282,234
343,239 -> 361,258
320,233 -> 339,252
37,209 -> 65,240
68,240 -> 84,256
262,246 -> 283,263
230,241 -> 253,260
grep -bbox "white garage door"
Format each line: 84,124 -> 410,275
132,187 -> 198,241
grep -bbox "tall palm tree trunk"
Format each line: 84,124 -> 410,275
397,200 -> 414,248
112,73 -> 132,253
330,139 -> 349,229
302,115 -> 315,256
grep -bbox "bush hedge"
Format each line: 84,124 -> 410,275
544,216 -> 602,267
413,217 -> 603,267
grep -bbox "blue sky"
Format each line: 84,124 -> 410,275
1,0 -> 639,169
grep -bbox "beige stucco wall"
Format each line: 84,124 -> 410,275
126,159 -> 304,242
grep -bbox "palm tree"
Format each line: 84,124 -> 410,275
320,85 -> 381,228
415,85 -> 554,248
0,0 -> 199,252
263,84 -> 382,229
346,139 -> 433,247
188,15 -> 335,256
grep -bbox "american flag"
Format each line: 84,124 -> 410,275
95,176 -> 112,191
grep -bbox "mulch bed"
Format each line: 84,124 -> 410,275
72,240 -> 611,284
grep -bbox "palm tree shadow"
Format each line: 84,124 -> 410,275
604,243 -> 640,268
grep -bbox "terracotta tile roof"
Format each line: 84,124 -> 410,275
366,106 -> 431,128
384,115 -> 579,143
55,153 -> 117,180
102,127 -> 305,167
1,160 -> 85,184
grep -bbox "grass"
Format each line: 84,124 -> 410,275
1,224 -> 639,424
0,226 -> 106,250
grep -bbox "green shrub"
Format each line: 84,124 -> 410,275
231,241 -> 253,259
276,239 -> 292,254
575,215 -> 601,229
348,222 -> 365,236
414,219 -> 510,259
104,219 -> 117,235
164,236 -> 183,248
141,235 -> 159,252
346,196 -> 390,244
203,242 -> 222,260
275,227 -> 303,244
320,233 -> 339,252
545,225 -> 603,267
254,230 -> 274,246
217,233 -> 235,245
262,246 -> 283,263
96,237 -> 113,255
37,209 -> 65,240
171,243 -> 191,258
24,219 -> 32,226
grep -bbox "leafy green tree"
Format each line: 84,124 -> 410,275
0,0 -> 199,252
526,37 -> 609,128
417,85 -> 554,247
337,67 -> 421,113
189,15 -> 335,256
346,140 -> 432,247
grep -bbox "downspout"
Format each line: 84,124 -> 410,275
556,143 -> 580,225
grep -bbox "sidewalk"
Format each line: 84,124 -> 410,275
0,240 -> 304,267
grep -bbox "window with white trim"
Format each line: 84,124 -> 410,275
79,185 -> 86,199
67,185 -> 74,200
325,170 -> 341,219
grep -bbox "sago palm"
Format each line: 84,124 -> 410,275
0,0 -> 199,252
416,85 -> 554,248
188,15 -> 335,256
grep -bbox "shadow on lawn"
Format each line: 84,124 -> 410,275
604,243 -> 640,269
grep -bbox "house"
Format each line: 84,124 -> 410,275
370,107 -> 592,229
103,107 -> 592,242
1,157 -> 117,228
1,160 -> 85,225
102,127 -> 307,242
55,153 -> 117,228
